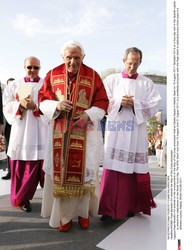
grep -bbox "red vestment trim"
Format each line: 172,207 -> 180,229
51,64 -> 95,197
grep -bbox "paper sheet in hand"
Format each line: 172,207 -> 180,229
17,83 -> 33,100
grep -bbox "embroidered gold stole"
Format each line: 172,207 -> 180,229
51,64 -> 95,198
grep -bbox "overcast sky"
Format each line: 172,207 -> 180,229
0,0 -> 166,83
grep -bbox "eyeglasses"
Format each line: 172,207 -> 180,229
26,66 -> 40,70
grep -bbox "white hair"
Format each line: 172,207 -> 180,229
60,40 -> 85,58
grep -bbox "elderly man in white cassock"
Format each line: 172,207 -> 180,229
39,40 -> 108,232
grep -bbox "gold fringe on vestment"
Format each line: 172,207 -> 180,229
53,185 -> 95,198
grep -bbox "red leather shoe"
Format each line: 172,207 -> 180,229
78,216 -> 89,229
58,220 -> 72,232
15,199 -> 22,206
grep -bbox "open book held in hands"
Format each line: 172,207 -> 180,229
17,82 -> 33,100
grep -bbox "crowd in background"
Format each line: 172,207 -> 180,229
148,122 -> 167,169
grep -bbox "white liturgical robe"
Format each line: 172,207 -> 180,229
40,102 -> 105,227
3,78 -> 47,160
103,73 -> 161,174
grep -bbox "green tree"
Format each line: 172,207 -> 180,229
147,116 -> 158,137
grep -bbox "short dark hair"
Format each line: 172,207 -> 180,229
123,47 -> 142,62
6,78 -> 15,85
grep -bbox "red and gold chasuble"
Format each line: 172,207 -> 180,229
51,65 -> 95,198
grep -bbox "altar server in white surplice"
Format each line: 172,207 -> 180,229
99,47 -> 161,222
3,56 -> 47,213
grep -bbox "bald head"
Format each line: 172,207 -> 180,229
24,56 -> 41,80
24,56 -> 40,66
